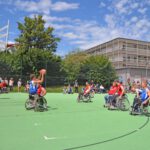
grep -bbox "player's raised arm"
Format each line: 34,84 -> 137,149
34,69 -> 46,84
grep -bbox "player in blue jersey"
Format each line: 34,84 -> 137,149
132,80 -> 150,110
29,73 -> 44,95
29,70 -> 46,105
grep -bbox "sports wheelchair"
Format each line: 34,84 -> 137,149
130,96 -> 150,116
25,94 -> 48,112
77,92 -> 92,103
108,94 -> 130,111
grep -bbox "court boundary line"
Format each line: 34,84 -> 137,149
64,117 -> 149,150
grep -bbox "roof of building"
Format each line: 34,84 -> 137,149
85,37 -> 150,52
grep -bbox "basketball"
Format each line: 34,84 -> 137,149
39,69 -> 46,75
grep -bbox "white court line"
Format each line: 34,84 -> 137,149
34,123 -> 38,126
34,122 -> 42,126
44,136 -> 67,140
33,123 -> 67,140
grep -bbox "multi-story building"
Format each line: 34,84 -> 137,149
85,38 -> 150,83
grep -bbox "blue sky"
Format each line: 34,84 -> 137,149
0,0 -> 150,56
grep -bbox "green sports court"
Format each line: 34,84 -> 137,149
0,93 -> 150,150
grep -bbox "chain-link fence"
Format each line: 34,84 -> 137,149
0,59 -> 62,85
0,60 -> 114,89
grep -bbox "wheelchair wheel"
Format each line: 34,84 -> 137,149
25,98 -> 34,110
77,95 -> 81,102
142,106 -> 150,117
117,96 -> 130,111
83,94 -> 91,102
34,97 -> 48,112
77,93 -> 84,102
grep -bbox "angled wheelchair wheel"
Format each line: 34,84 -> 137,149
42,97 -> 48,110
25,98 -> 34,110
77,93 -> 86,102
77,94 -> 81,102
83,94 -> 91,102
142,106 -> 150,117
118,96 -> 130,111
34,97 -> 48,112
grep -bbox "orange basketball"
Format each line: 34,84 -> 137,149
39,69 -> 46,75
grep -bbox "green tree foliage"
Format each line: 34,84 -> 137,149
80,55 -> 117,87
61,51 -> 88,81
9,15 -> 60,74
0,52 -> 13,76
61,52 -> 117,87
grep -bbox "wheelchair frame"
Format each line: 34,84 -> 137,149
77,92 -> 92,103
108,95 -> 130,111
130,97 -> 150,116
25,94 -> 48,112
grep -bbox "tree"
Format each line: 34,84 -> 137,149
0,52 -> 14,76
61,51 -> 117,87
61,51 -> 88,82
13,15 -> 60,74
80,55 -> 117,88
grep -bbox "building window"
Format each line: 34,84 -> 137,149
134,56 -> 137,61
123,56 -> 126,61
122,45 -> 126,50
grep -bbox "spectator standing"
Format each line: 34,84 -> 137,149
0,78 -> 2,93
63,85 -> 67,94
9,78 -> 14,91
4,78 -> 8,91
100,84 -> 105,93
0,77 -> 2,83
2,80 -> 7,93
67,84 -> 73,94
74,80 -> 79,93
4,78 -> 8,85
25,81 -> 30,92
17,79 -> 22,92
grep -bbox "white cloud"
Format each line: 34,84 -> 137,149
61,32 -> 78,39
15,0 -> 51,14
0,0 -> 13,5
50,4 -> 150,50
131,16 -> 138,22
50,23 -> 74,30
138,8 -> 147,14
105,14 -> 116,28
51,2 -> 79,11
99,2 -> 106,8
112,0 -> 148,15
2,0 -> 150,54
43,15 -> 70,23
130,2 -> 139,9
115,0 -> 129,14
3,0 -> 79,15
